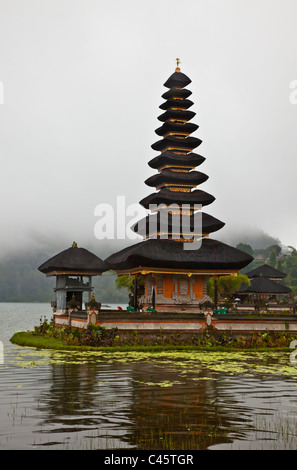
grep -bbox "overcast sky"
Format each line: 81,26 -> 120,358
1,0 -> 297,259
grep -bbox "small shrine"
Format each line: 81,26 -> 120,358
105,61 -> 253,312
38,242 -> 108,314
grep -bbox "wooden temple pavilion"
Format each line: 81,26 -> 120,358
38,242 -> 108,314
105,61 -> 253,312
237,263 -> 292,304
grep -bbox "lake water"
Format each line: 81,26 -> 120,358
1,303 -> 297,450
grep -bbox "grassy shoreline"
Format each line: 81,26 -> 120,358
10,330 -> 293,353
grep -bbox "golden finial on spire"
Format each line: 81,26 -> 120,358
175,58 -> 181,72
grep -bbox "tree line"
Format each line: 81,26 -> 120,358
0,251 -> 128,304
237,242 -> 297,296
0,241 -> 296,303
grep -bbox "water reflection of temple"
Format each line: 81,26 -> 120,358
35,359 -> 134,445
125,361 -> 234,450
34,356 -> 249,450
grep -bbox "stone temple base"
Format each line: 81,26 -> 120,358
53,310 -> 297,333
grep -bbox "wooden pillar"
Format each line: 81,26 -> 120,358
214,277 -> 218,311
88,276 -> 92,302
152,286 -> 156,310
56,275 -> 67,311
133,277 -> 138,310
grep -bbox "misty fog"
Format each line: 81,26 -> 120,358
0,0 -> 296,262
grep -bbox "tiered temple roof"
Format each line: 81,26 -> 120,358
106,62 -> 253,274
239,276 -> 291,295
245,264 -> 287,280
238,263 -> 291,296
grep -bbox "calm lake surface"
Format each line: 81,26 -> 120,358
1,303 -> 297,450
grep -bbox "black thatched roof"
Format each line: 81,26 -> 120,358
148,152 -> 205,170
155,121 -> 199,137
145,169 -> 208,188
104,66 -> 254,275
162,87 -> 192,100
105,238 -> 253,272
131,211 -> 225,237
139,188 -> 215,209
245,264 -> 287,279
158,109 -> 195,122
151,136 -> 202,152
159,98 -> 194,110
238,276 -> 291,294
38,244 -> 108,275
163,71 -> 192,89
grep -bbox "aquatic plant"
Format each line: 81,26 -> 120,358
33,317 -> 119,347
26,318 -> 297,352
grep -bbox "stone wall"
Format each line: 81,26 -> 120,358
54,310 -> 297,333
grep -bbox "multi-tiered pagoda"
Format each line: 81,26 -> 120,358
106,61 -> 253,312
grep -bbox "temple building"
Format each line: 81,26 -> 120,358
38,242 -> 108,314
237,263 -> 292,305
105,61 -> 253,312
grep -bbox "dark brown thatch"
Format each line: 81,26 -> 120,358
145,169 -> 208,188
131,211 -> 225,236
151,136 -> 202,152
159,98 -> 194,110
148,151 -> 205,170
163,71 -> 192,89
162,87 -> 192,99
105,238 -> 253,272
139,188 -> 215,209
245,264 -> 287,279
155,121 -> 199,137
38,244 -> 108,274
238,276 -> 291,294
105,67 -> 254,275
158,109 -> 196,122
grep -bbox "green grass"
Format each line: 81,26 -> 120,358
9,331 -> 224,352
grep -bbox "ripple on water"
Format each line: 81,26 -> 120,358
2,304 -> 297,449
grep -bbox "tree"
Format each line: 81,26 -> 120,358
266,244 -> 282,257
207,274 -> 250,302
282,249 -> 297,296
115,274 -> 135,291
236,243 -> 254,256
115,275 -> 145,308
269,250 -> 276,267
